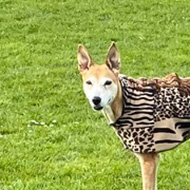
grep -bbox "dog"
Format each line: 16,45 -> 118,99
77,42 -> 190,190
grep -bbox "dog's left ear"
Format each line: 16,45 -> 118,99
106,42 -> 120,74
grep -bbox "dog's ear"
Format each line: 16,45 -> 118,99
106,42 -> 120,74
77,44 -> 93,73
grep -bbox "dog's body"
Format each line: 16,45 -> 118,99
77,43 -> 190,190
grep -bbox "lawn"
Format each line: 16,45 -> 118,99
0,0 -> 190,189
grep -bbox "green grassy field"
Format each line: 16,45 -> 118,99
1,0 -> 190,189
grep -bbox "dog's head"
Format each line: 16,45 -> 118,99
77,42 -> 121,111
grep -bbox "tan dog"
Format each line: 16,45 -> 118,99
77,42 -> 159,190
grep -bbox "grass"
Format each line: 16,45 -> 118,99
0,0 -> 190,189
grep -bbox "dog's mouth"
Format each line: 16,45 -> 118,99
93,105 -> 103,111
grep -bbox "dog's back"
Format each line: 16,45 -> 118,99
112,73 -> 190,153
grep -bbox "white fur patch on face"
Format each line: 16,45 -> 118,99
83,76 -> 118,110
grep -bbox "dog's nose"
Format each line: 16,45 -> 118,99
92,96 -> 101,105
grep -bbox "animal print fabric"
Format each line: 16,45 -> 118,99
111,74 -> 190,153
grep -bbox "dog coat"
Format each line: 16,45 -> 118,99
111,74 -> 190,153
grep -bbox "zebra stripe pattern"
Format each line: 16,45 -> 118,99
111,74 -> 190,153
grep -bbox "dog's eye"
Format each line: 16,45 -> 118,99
104,81 -> 112,86
86,80 -> 92,85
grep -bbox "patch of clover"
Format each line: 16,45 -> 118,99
27,119 -> 57,132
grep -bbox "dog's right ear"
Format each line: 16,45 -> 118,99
77,44 -> 93,73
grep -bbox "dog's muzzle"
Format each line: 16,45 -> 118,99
92,96 -> 103,111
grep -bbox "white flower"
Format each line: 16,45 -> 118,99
52,120 -> 57,124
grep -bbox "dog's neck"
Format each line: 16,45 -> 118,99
102,79 -> 123,124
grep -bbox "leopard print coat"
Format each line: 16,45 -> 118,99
111,73 -> 190,153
